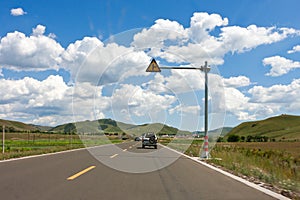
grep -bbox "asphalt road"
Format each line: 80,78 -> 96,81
0,141 -> 279,200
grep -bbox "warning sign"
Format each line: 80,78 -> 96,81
146,58 -> 161,72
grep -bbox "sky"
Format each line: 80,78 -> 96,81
0,0 -> 300,132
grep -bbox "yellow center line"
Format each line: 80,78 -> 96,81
110,153 -> 118,158
123,149 -> 127,152
67,166 -> 96,181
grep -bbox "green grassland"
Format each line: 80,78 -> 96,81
208,142 -> 300,198
0,132 -> 122,160
226,114 -> 300,141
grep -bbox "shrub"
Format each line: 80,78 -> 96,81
227,134 -> 240,142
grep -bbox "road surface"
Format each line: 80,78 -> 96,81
0,141 -> 279,200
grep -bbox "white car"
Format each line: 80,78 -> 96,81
142,132 -> 157,149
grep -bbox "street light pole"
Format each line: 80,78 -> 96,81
146,59 -> 211,158
200,61 -> 210,158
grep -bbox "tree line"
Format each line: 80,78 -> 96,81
218,134 -> 273,142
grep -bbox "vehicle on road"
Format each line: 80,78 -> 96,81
142,132 -> 157,149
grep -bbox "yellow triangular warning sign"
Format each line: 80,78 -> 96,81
146,58 -> 161,72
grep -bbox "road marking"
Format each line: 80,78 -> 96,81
67,166 -> 96,181
110,153 -> 118,158
123,149 -> 127,152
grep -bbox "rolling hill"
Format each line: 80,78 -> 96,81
50,119 -> 192,136
226,114 -> 300,141
0,118 -> 192,136
0,119 -> 49,132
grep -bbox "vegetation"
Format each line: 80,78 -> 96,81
0,132 -> 122,160
226,114 -> 300,141
208,142 -> 300,197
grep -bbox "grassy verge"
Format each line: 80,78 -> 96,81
0,133 -> 123,160
208,143 -> 300,196
160,138 -> 300,199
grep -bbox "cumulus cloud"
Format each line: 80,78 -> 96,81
287,45 -> 300,54
10,8 -> 27,16
222,78 -> 300,121
0,25 -> 64,71
32,25 -> 46,36
0,75 -> 73,125
263,56 -> 300,76
188,12 -> 228,43
169,104 -> 200,115
0,75 -> 110,126
220,25 -> 298,54
223,76 -> 251,88
1,12 -> 300,127
62,37 -> 151,85
131,12 -> 299,66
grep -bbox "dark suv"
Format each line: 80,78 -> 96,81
142,133 -> 157,149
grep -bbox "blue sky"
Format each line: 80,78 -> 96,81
0,0 -> 300,132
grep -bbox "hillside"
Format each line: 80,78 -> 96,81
226,114 -> 300,141
0,119 -> 40,132
50,119 -> 191,136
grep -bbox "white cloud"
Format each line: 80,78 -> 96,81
0,75 -> 111,126
188,12 -> 228,43
32,25 -> 46,36
0,25 -> 64,71
110,84 -> 175,117
10,8 -> 27,16
223,76 -> 251,88
249,79 -> 300,105
288,45 -> 300,54
263,56 -> 300,76
131,12 -> 299,67
169,104 -> 200,115
132,19 -> 188,49
1,12 -> 300,127
220,25 -> 299,54
221,78 -> 300,121
0,75 -> 73,124
63,37 -> 151,85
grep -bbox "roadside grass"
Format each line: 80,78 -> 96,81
0,133 -> 123,160
208,143 -> 300,194
159,138 -> 203,155
160,138 -> 300,197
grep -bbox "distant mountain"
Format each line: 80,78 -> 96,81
0,119 -> 39,132
193,127 -> 233,137
50,119 -> 192,136
4,114 -> 299,140
226,114 -> 300,141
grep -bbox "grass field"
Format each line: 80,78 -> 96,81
209,142 -> 300,195
0,132 -> 123,160
160,138 -> 300,198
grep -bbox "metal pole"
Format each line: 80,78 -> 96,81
202,61 -> 210,158
146,59 -> 210,158
2,125 -> 5,154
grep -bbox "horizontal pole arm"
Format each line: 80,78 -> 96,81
160,67 -> 201,70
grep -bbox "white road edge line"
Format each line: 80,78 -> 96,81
161,144 -> 290,200
0,143 -> 116,163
